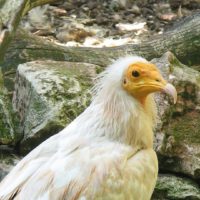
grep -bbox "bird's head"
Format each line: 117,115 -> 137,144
94,56 -> 177,108
92,56 -> 177,146
122,58 -> 177,105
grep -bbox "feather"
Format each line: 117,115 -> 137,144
0,56 -> 159,200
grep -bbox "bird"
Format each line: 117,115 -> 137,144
0,56 -> 177,200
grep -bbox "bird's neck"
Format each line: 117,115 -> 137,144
89,90 -> 157,149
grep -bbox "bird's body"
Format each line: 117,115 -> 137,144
0,56 -> 176,200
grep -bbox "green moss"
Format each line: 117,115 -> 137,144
40,63 -> 94,102
23,92 -> 50,138
11,61 -> 98,152
38,63 -> 94,126
0,152 -> 17,166
0,88 -> 21,145
167,111 -> 200,144
153,174 -> 200,200
95,66 -> 104,74
170,55 -> 185,69
0,69 -> 4,89
20,120 -> 64,155
58,96 -> 90,126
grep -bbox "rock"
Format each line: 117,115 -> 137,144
56,28 -> 94,43
115,22 -> 146,31
13,61 -> 99,154
87,1 -> 97,9
130,5 -> 141,15
112,13 -> 121,22
24,5 -> 52,32
152,52 -> 200,181
169,0 -> 200,10
0,69 -> 21,145
110,0 -> 129,10
96,16 -> 110,26
0,93 -> 14,145
157,13 -> 177,21
62,2 -> 76,11
0,147 -> 20,181
152,174 -> 200,200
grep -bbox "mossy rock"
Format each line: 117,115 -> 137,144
152,174 -> 200,200
13,60 -> 99,154
0,69 -> 21,145
0,147 -> 20,181
152,52 -> 200,180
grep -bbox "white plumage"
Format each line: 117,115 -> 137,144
0,56 -> 176,200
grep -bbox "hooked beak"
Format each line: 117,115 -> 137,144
123,61 -> 177,104
163,83 -> 177,104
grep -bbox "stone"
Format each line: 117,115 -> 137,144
62,2 -> 76,11
12,61 -> 99,154
130,5 -> 141,15
0,69 -> 21,145
0,146 -> 20,181
87,1 -> 97,9
152,174 -> 200,200
110,0 -> 129,10
152,52 -> 200,181
56,28 -> 93,43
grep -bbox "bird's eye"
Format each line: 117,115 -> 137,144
132,70 -> 140,77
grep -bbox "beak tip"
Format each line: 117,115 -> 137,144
164,83 -> 177,104
173,96 -> 177,104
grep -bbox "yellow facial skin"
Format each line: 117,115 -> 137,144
123,62 -> 177,105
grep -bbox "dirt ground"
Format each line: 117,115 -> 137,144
20,0 -> 200,47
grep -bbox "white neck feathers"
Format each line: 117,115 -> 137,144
90,86 -> 157,148
67,56 -> 157,149
84,56 -> 157,148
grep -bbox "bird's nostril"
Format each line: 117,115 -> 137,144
156,79 -> 160,82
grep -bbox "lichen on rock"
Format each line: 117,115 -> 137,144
0,69 -> 21,145
152,174 -> 200,200
12,60 -> 99,154
152,52 -> 200,181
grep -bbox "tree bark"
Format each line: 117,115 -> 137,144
0,0 -> 59,60
2,12 -> 200,74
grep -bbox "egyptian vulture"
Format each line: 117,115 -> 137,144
0,56 -> 177,200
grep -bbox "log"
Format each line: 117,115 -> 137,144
2,12 -> 200,75
0,0 -> 60,60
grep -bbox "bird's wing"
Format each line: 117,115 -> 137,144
0,132 -> 158,200
0,132 -> 61,200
